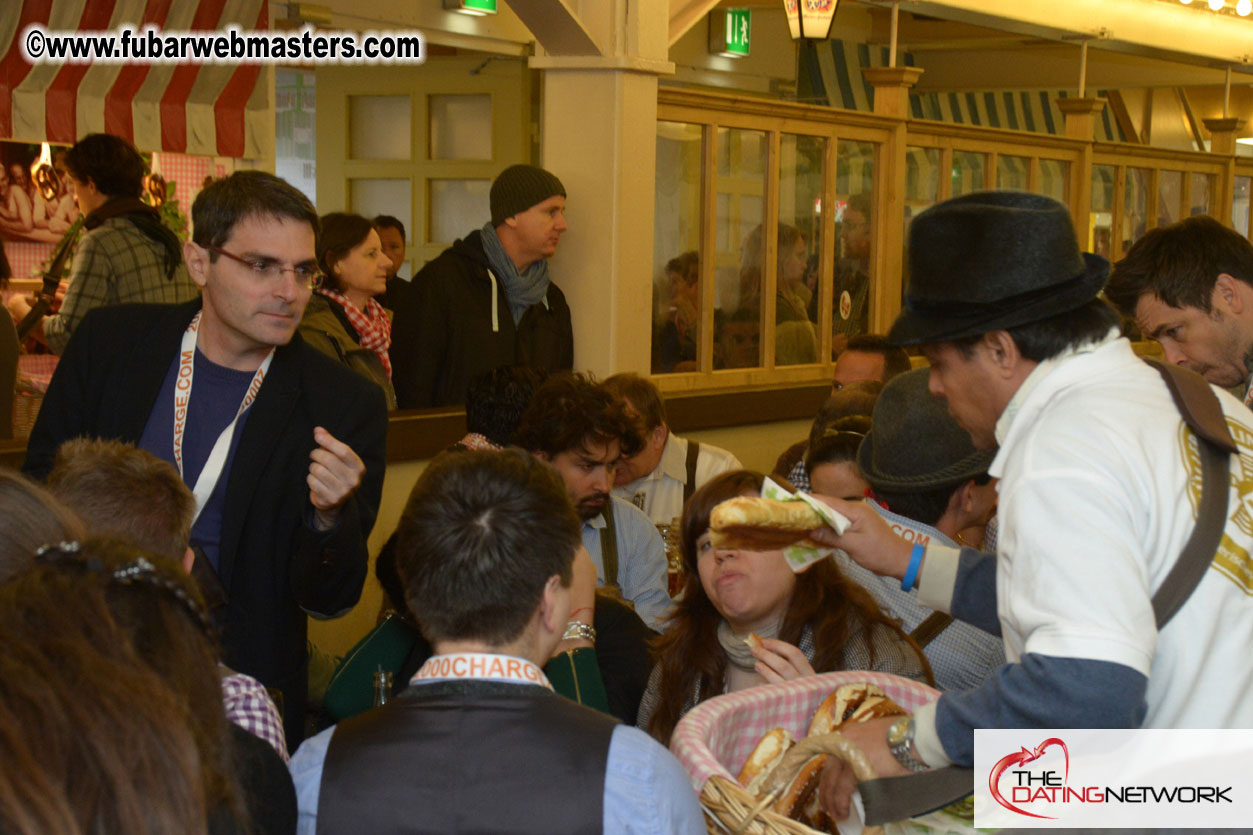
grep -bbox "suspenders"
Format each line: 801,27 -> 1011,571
599,498 -> 620,591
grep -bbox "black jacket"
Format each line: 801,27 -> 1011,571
24,301 -> 388,745
390,230 -> 573,408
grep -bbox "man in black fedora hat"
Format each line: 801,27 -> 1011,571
808,192 -> 1253,821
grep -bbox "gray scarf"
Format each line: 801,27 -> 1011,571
717,617 -> 783,672
480,222 -> 551,325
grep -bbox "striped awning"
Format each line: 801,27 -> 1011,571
0,0 -> 271,159
801,40 -> 1127,144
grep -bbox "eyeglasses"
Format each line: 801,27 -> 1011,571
207,245 -> 323,290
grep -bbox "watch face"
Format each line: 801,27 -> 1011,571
888,716 -> 911,745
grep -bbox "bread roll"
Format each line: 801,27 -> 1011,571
709,496 -> 826,551
737,728 -> 794,796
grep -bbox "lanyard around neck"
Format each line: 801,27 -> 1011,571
174,311 -> 274,524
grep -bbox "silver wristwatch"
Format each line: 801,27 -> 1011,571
886,716 -> 928,773
562,621 -> 596,643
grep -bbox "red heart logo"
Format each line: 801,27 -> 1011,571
988,738 -> 1070,819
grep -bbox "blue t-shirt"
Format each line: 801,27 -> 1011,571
139,348 -> 256,571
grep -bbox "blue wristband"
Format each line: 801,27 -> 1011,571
901,543 -> 924,591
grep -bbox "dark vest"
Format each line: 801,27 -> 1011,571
318,679 -> 618,835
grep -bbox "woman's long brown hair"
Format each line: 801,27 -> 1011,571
646,470 -> 932,744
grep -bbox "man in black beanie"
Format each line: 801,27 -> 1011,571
391,163 -> 574,408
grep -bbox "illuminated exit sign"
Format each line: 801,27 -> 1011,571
710,8 -> 750,58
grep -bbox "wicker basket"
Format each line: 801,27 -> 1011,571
671,671 -> 949,835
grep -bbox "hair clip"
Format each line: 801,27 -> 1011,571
35,540 -> 81,558
111,556 -> 156,583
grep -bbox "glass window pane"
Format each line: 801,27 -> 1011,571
834,140 -> 875,356
349,95 -> 410,160
714,128 -> 766,370
996,155 -> 1030,191
653,121 -> 703,374
429,179 -> 490,245
349,179 -> 411,242
1158,170 -> 1183,227
951,151 -> 986,198
1090,164 -> 1115,259
1235,176 -> 1251,241
1123,167 -> 1151,255
775,134 -> 824,367
275,69 -> 316,206
1037,159 -> 1069,205
1191,172 -> 1213,217
429,95 -> 492,161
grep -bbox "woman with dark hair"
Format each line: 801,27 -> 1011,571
804,416 -> 873,501
638,470 -> 931,744
1,538 -> 297,834
300,212 -> 396,408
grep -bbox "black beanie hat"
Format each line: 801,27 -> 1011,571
858,367 -> 995,492
490,164 -> 566,226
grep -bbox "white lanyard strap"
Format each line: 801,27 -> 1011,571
174,312 -> 274,524
411,652 -> 553,690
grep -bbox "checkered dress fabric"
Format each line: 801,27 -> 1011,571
669,670 -> 939,792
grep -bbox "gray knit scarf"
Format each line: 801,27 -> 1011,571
717,617 -> 783,672
480,222 -> 550,325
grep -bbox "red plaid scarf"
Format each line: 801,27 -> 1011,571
316,288 -> 393,381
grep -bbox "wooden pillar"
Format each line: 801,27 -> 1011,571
861,66 -> 923,331
1204,117 -> 1245,228
1057,97 -> 1106,248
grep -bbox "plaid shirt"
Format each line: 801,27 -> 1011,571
221,668 -> 289,762
44,217 -> 199,354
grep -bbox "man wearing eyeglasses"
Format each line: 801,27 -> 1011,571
24,170 -> 388,747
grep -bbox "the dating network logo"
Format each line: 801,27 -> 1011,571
988,737 -> 1070,819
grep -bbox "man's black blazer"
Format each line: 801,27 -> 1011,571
24,300 -> 388,743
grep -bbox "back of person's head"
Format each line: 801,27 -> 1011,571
601,372 -> 666,431
1106,214 -> 1253,316
192,170 -> 319,254
0,540 -> 218,833
371,214 -> 406,240
514,372 -> 644,459
464,365 -> 550,446
61,133 -> 147,199
29,539 -> 240,826
841,334 -> 911,381
395,450 -> 581,646
317,212 -> 377,294
47,439 -> 193,563
0,469 -> 84,584
807,382 -> 882,450
858,368 -> 995,526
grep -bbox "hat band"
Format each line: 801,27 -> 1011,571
906,268 -> 1093,323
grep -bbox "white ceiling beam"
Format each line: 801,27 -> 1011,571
670,0 -> 723,46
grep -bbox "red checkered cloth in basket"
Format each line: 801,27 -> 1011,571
670,670 -> 941,792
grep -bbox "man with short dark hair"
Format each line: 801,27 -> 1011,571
837,368 -> 1005,692
831,193 -> 874,352
603,372 -> 741,527
516,373 -> 673,630
372,214 -> 411,314
1106,214 -> 1253,405
24,170 -> 388,745
391,164 -> 574,408
8,133 -> 198,353
816,192 -> 1253,820
453,364 -> 548,451
832,334 -> 911,392
288,450 -> 703,834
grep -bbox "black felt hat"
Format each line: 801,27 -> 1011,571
888,191 -> 1109,346
858,367 -> 995,491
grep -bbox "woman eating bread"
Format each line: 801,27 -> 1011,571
637,470 -> 932,743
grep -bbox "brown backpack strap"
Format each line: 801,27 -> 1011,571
908,611 -> 953,649
599,499 -> 620,591
1144,360 -> 1234,630
683,440 -> 700,505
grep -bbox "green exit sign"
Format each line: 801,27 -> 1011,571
710,8 -> 750,58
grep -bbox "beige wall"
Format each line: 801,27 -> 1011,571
307,416 -> 812,656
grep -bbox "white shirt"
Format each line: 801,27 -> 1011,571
612,433 -> 742,526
